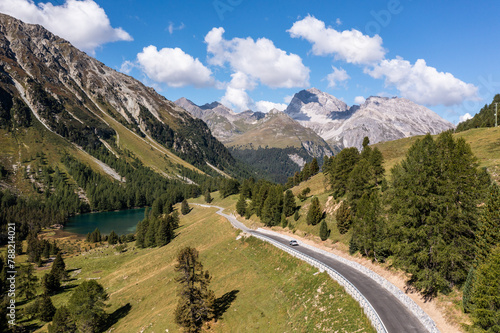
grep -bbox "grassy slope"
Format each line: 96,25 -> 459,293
25,204 -> 374,333
226,114 -> 328,150
373,127 -> 500,183
0,107 -> 205,195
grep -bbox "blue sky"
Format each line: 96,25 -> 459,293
1,0 -> 499,124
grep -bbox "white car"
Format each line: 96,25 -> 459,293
289,240 -> 299,246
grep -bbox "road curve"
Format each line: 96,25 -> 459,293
195,204 -> 430,333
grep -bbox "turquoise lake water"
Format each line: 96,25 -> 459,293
65,208 -> 146,235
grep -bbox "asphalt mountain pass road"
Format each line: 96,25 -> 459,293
194,204 -> 429,333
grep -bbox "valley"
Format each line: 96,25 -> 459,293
0,9 -> 499,333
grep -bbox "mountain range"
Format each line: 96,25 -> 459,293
178,87 -> 454,155
0,13 -> 247,183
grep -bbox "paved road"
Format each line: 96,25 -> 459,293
195,204 -> 429,333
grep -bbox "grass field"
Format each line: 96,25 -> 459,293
13,203 -> 375,333
374,127 -> 500,183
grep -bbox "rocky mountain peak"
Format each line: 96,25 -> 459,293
285,88 -> 349,122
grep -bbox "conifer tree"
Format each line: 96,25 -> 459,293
307,197 -> 323,226
346,159 -> 375,214
261,186 -> 283,226
335,200 -> 352,234
68,280 -> 108,333
470,246 -> 500,331
319,220 -> 329,241
300,162 -> 311,181
389,132 -> 489,297
462,267 -> 476,313
283,190 -> 296,217
181,199 -> 190,215
294,210 -> 300,222
171,210 -> 180,229
18,264 -> 38,301
204,190 -> 212,203
42,272 -> 60,295
38,293 -> 56,322
48,306 -> 76,333
475,183 -> 500,264
310,157 -> 319,175
369,147 -> 385,185
328,147 -> 360,198
156,218 -> 173,247
174,247 -> 215,332
108,230 -> 119,245
236,193 -> 247,216
135,219 -> 148,248
351,192 -> 385,260
51,252 -> 67,281
145,218 -> 158,248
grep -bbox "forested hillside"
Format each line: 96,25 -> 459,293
212,129 -> 499,331
456,94 -> 500,132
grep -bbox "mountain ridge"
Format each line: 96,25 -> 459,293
0,13 -> 245,179
284,88 -> 455,150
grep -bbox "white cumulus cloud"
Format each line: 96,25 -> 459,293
459,113 -> 473,123
0,0 -> 132,54
255,101 -> 287,113
365,56 -> 479,106
326,66 -> 350,88
288,15 -> 386,65
205,27 -> 310,88
137,46 -> 215,88
354,96 -> 366,105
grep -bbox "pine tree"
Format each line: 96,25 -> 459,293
42,272 -> 60,295
236,193 -> 247,216
51,252 -> 67,281
351,192 -> 385,260
346,159 -> 375,214
68,280 -> 108,333
335,200 -> 352,234
389,133 -> 489,297
310,157 -> 319,175
204,190 -> 212,203
261,185 -> 283,226
328,147 -> 360,198
470,246 -> 500,331
108,230 -> 119,245
294,210 -> 300,222
319,220 -> 329,241
156,218 -> 172,247
462,267 -> 476,313
38,293 -> 56,322
174,247 -> 215,332
475,183 -> 500,264
135,219 -> 148,248
48,306 -> 76,333
369,147 -> 385,185
283,190 -> 296,217
145,218 -> 158,248
307,197 -> 323,226
300,162 -> 311,181
181,199 -> 190,215
18,264 -> 38,301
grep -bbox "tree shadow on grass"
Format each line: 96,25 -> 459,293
103,303 -> 132,330
214,290 -> 239,321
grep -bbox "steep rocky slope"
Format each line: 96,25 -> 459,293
0,13 -> 240,177
285,88 -> 454,150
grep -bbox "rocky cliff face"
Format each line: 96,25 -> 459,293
285,88 -> 454,150
0,13 -> 237,174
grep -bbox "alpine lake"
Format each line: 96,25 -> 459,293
64,208 -> 146,236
